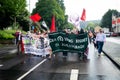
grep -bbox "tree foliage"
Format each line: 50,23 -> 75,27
86,22 -> 96,31
56,0 -> 65,13
17,10 -> 30,31
0,0 -> 28,29
100,9 -> 119,31
32,0 -> 67,30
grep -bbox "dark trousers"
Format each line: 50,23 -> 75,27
93,38 -> 98,49
98,41 -> 104,54
89,37 -> 92,44
63,51 -> 67,56
95,41 -> 98,49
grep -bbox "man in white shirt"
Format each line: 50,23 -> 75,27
95,29 -> 106,56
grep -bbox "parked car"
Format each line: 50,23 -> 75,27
105,32 -> 111,37
111,32 -> 118,37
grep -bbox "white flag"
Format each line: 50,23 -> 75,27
42,20 -> 47,28
68,14 -> 80,31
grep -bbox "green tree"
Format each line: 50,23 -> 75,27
86,22 -> 96,31
17,10 -> 30,31
100,9 -> 119,31
32,0 -> 65,30
0,0 -> 27,29
59,15 -> 74,30
56,0 -> 65,13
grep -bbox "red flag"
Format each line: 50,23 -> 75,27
80,8 -> 86,21
112,20 -> 116,24
117,18 -> 120,23
50,15 -> 56,32
30,13 -> 41,22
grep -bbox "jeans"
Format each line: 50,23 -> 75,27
63,51 -> 67,56
98,41 -> 104,54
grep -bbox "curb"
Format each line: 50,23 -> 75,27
0,55 -> 25,70
0,49 -> 17,59
103,51 -> 120,70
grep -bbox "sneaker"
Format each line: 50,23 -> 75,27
95,49 -> 98,52
98,54 -> 101,56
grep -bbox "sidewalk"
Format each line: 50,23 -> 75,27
0,44 -> 24,70
103,38 -> 120,69
0,45 -> 17,58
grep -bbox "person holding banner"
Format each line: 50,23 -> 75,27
15,29 -> 21,45
44,32 -> 53,59
72,28 -> 88,60
39,31 -> 52,59
14,29 -> 22,55
78,28 -> 84,34
78,28 -> 86,60
44,35 -> 52,59
62,29 -> 69,58
71,28 -> 78,34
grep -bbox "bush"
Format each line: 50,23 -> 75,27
0,30 -> 15,40
0,29 -> 27,40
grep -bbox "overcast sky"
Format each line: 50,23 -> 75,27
26,0 -> 120,21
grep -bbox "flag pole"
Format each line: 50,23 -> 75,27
29,0 -> 31,31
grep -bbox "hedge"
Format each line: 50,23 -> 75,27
0,30 -> 15,40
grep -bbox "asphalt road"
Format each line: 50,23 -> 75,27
0,44 -> 120,80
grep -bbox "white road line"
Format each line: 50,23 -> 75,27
70,69 -> 79,80
9,49 -> 17,53
17,59 -> 47,80
0,64 -> 3,67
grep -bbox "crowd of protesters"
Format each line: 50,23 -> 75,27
62,28 -> 88,59
14,29 -> 52,59
87,29 -> 106,56
14,26 -> 106,61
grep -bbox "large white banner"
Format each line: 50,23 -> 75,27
22,36 -> 50,56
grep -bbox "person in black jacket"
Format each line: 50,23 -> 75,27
78,28 -> 86,60
62,29 -> 69,58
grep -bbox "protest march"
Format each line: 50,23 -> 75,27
18,9 -> 89,59
20,31 -> 89,59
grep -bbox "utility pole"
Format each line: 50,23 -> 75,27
29,0 -> 31,31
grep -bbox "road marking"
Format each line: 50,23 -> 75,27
70,69 -> 79,80
0,64 -> 3,67
17,59 -> 47,80
9,49 -> 17,53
